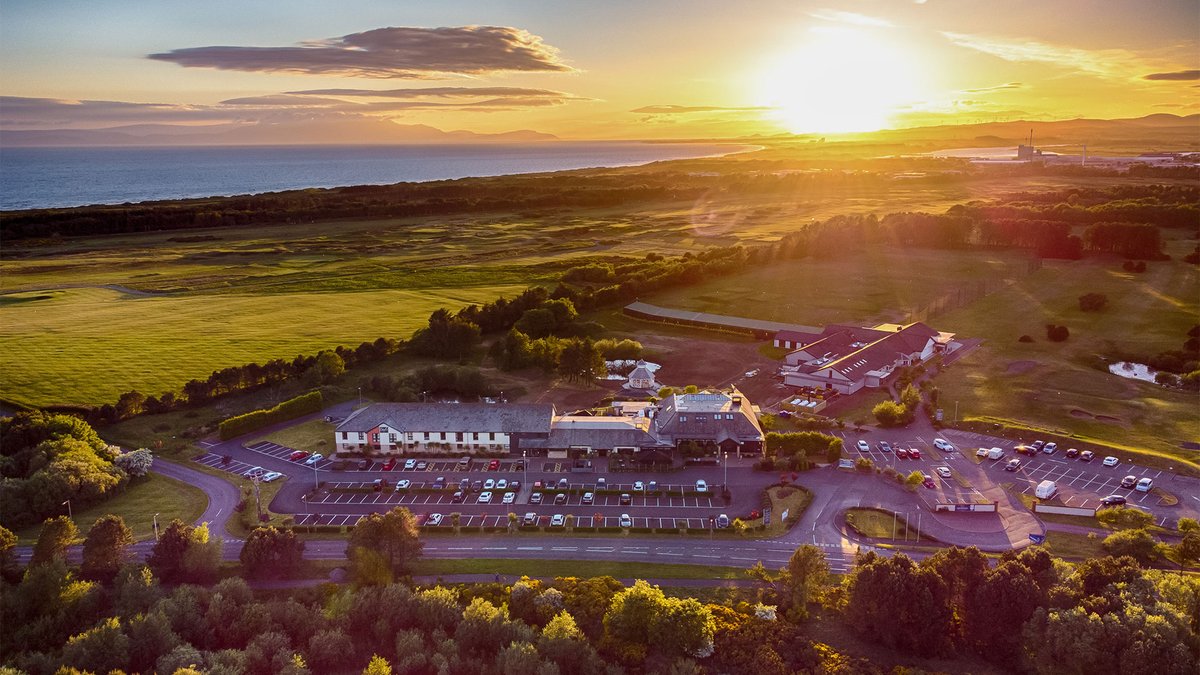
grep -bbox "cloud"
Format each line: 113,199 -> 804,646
630,105 -> 770,114
963,82 -> 1023,93
0,96 -> 243,127
942,32 -> 1150,79
287,86 -> 580,99
1143,69 -> 1200,81
808,9 -> 893,28
148,25 -> 572,78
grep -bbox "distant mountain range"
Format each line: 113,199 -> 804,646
0,117 -> 559,147
872,113 -> 1200,147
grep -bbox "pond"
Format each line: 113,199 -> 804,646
1108,361 -> 1159,383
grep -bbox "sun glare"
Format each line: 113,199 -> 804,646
758,28 -> 924,134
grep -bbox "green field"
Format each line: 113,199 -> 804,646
16,472 -> 208,543
251,419 -> 336,455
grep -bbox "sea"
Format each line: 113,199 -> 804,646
0,142 -> 749,211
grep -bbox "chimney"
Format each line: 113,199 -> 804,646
732,396 -> 742,407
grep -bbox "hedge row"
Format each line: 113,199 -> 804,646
219,390 -> 324,440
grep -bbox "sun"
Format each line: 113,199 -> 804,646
757,28 -> 924,134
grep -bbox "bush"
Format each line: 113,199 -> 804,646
1078,293 -> 1107,312
1019,335 -> 1035,343
218,391 -> 324,440
872,400 -> 911,427
1045,325 -> 1070,342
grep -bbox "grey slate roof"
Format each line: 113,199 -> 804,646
654,390 -> 763,443
625,301 -> 819,335
337,403 -> 554,434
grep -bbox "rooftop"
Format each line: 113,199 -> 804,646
337,402 -> 554,434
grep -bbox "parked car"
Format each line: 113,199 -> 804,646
695,480 -> 708,493
523,512 -> 537,526
922,474 -> 936,489
472,480 -> 483,491
716,514 -> 730,528
477,491 -> 492,504
484,479 -> 496,490
1005,458 -> 1021,472
634,481 -> 645,492
395,479 -> 411,490
976,447 -> 989,457
557,478 -> 569,489
936,466 -> 952,478
1030,440 -> 1045,451
1103,456 -> 1120,467
550,514 -> 565,527
427,513 -> 443,526
502,492 -> 516,504
1121,475 -> 1137,488
533,480 -> 544,490
897,447 -> 910,459
619,514 -> 633,528
261,471 -> 283,482
529,493 -> 543,505
1015,445 -> 1035,456
934,438 -> 954,452
582,492 -> 594,505
459,478 -> 470,490
382,458 -> 396,471
416,461 -> 427,471
432,476 -> 445,489
289,451 -> 309,461
1080,450 -> 1095,462
987,447 -> 1004,460
488,459 -> 500,470
451,491 -> 465,503
597,477 -> 607,489
404,459 -> 416,470
359,458 -> 371,470
372,479 -> 387,491
510,480 -> 521,491
1136,477 -> 1153,492
458,456 -> 470,468
620,493 -> 632,505
648,481 -> 658,491
856,440 -> 870,452
908,448 -> 921,460
878,441 -> 892,453
496,479 -> 508,490
244,466 -> 265,478
514,460 -> 524,470
554,493 -> 568,505
1100,495 -> 1127,506
304,454 -> 323,466
1066,448 -> 1080,458
1043,442 -> 1058,455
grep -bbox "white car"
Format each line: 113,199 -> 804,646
244,466 -> 265,478
502,492 -> 516,504
522,512 -> 538,526
936,466 -> 952,478
695,480 -> 708,493
857,440 -> 870,452
633,481 -> 645,492
582,492 -> 595,505
976,447 -> 989,457
1135,477 -> 1153,492
484,478 -> 496,490
1103,456 -> 1120,467
477,491 -> 493,504
395,479 -> 411,490
933,439 -> 954,452
261,471 -> 283,482
304,454 -> 323,466
550,514 -> 565,527
427,513 -> 443,526
619,514 -> 633,528
496,479 -> 508,490
403,459 -> 416,470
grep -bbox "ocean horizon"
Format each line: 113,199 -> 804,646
0,141 -> 750,211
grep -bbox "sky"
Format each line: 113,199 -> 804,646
1,0 -> 1197,140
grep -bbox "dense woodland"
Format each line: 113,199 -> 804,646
1,506 -> 1198,675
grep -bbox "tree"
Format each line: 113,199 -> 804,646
1102,528 -> 1162,565
241,526 -> 305,579
409,309 -> 481,359
148,519 -> 221,583
899,384 -> 921,410
363,655 -> 393,675
308,350 -> 345,384
1046,324 -> 1070,342
604,580 -> 667,648
61,617 -> 130,675
1078,293 -> 1108,312
872,400 -> 911,427
30,515 -> 78,566
307,629 -> 354,673
346,507 -> 423,576
1096,506 -> 1155,530
650,597 -> 716,658
127,611 -> 181,674
844,552 -> 953,656
81,514 -> 134,582
495,641 -> 545,675
780,545 -> 829,621
558,338 -> 605,383
965,560 -> 1045,667
539,611 -> 603,675
1172,529 -> 1200,572
113,448 -> 155,477
0,524 -> 19,582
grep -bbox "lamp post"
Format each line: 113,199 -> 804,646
522,450 -> 528,489
357,387 -> 362,406
153,513 -> 160,541
723,451 -> 728,488
312,460 -> 320,492
63,500 -> 71,519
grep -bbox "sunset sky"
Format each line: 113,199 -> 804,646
1,0 -> 1197,140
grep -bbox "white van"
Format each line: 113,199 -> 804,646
1035,480 -> 1058,500
1135,477 -> 1153,492
987,447 -> 1004,460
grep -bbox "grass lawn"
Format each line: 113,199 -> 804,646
410,557 -> 746,579
844,507 -> 937,542
16,472 -> 208,544
1044,530 -> 1106,559
251,419 -> 335,455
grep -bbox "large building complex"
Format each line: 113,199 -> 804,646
334,388 -> 763,459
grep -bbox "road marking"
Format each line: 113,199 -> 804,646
516,546 -> 543,551
552,546 -> 578,551
659,551 -> 683,556
693,554 -> 720,559
481,547 -> 508,551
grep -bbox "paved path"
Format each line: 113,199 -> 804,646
152,458 -> 241,537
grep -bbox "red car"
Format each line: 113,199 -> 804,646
896,448 -> 909,459
908,448 -> 921,460
381,458 -> 396,471
922,474 -> 936,489
289,450 -> 309,461
488,459 -> 500,471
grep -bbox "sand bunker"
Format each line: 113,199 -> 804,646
1006,360 -> 1039,375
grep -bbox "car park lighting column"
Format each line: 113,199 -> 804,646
523,451 -> 528,489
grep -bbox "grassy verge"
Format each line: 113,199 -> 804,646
1044,530 -> 1106,559
183,460 -> 292,538
17,473 -> 207,544
250,418 -> 335,455
1036,512 -> 1102,528
844,507 -> 937,542
412,558 -> 747,579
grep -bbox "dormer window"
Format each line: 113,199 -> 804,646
380,425 -> 388,433
680,415 -> 688,422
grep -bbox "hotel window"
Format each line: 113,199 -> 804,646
423,432 -> 430,441
380,425 -> 388,433
726,414 -> 735,420
372,434 -> 379,442
456,432 -> 464,442
440,432 -> 446,441
389,433 -> 396,442
489,432 -> 496,441
473,432 -> 480,441
358,432 -> 364,440
341,432 -> 348,440
680,416 -> 687,422
406,432 -> 413,441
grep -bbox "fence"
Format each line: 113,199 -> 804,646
905,278 -> 1010,324
933,502 -> 998,513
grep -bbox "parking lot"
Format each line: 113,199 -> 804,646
243,440 -> 583,474
307,485 -> 721,509
194,452 -> 271,478
292,512 -> 724,530
245,440 -> 335,470
979,452 -> 1170,510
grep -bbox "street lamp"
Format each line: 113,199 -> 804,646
153,513 -> 160,541
723,451 -> 728,489
522,450 -> 528,489
62,500 -> 71,519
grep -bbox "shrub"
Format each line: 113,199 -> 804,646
1078,293 -> 1108,312
218,391 -> 324,440
1045,325 -> 1070,342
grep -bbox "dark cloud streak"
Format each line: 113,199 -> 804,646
148,26 -> 572,78
1143,69 -> 1200,81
